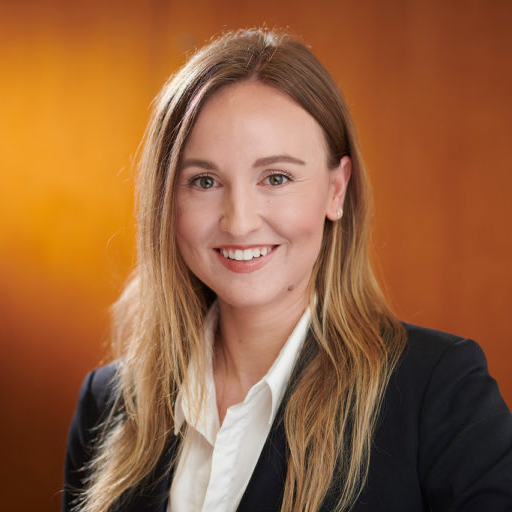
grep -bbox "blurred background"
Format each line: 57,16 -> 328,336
1,0 -> 511,510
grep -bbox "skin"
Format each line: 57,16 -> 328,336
175,81 -> 351,421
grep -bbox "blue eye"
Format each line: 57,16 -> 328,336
264,173 -> 291,186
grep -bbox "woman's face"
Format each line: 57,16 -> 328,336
175,81 -> 350,311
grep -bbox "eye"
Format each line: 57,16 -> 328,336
262,172 -> 292,186
190,175 -> 218,189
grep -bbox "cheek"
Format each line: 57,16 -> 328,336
175,199 -> 218,272
175,206 -> 188,244
274,191 -> 328,244
175,204 -> 200,256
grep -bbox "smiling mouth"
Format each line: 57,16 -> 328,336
216,246 -> 276,261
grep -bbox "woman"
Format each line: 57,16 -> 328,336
63,29 -> 512,512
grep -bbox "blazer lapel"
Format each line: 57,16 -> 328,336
236,401 -> 288,511
116,435 -> 180,512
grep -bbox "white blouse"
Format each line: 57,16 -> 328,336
169,302 -> 310,512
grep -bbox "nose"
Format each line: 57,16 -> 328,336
219,185 -> 262,237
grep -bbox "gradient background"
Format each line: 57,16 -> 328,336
1,1 -> 511,510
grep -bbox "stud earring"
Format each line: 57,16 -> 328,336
337,207 -> 343,219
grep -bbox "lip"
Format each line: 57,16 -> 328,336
214,245 -> 278,273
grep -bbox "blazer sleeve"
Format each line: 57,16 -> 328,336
62,363 -> 118,512
418,338 -> 512,511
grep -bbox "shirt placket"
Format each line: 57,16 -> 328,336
201,401 -> 250,511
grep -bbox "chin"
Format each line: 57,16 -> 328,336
214,285 -> 284,310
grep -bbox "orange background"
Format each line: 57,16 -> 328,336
1,1 -> 511,510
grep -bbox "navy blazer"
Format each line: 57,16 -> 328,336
63,324 -> 512,511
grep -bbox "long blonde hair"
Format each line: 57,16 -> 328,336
75,28 -> 406,512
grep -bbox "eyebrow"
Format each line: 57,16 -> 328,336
252,154 -> 306,167
178,154 -> 306,172
178,159 -> 218,171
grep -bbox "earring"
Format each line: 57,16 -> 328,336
337,207 -> 343,219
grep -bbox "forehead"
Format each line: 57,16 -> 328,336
182,81 -> 329,162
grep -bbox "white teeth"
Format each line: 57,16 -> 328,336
219,247 -> 273,261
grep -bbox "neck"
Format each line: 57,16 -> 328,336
215,293 -> 308,393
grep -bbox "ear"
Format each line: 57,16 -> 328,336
325,156 -> 351,221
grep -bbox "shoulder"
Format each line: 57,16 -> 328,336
66,361 -> 121,460
398,322 -> 510,416
63,361 -> 121,509
402,322 -> 483,362
383,322 -> 511,451
374,324 -> 512,509
395,323 -> 489,394
78,361 -> 120,416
